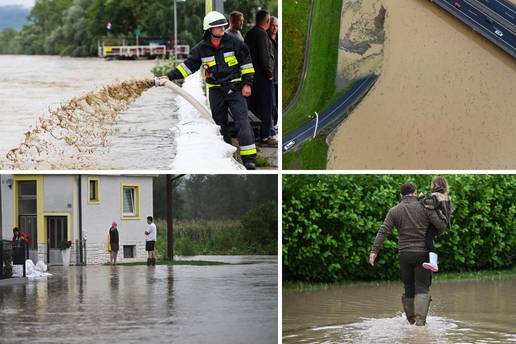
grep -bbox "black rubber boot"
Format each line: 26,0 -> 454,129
147,258 -> 151,266
151,258 -> 156,266
402,294 -> 415,324
415,293 -> 431,326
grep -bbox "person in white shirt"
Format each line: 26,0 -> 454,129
145,216 -> 157,266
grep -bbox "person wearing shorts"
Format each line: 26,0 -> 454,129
145,216 -> 157,266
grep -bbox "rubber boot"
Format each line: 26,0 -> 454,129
243,156 -> 256,170
147,258 -> 151,266
422,252 -> 439,272
401,294 -> 415,324
151,258 -> 156,266
414,293 -> 431,326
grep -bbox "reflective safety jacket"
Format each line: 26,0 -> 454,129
167,31 -> 255,88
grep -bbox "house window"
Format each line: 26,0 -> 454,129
87,177 -> 100,204
122,184 -> 140,218
123,245 -> 135,258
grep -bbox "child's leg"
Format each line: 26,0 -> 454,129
423,225 -> 439,272
425,225 -> 437,253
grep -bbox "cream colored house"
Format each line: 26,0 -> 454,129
0,175 -> 153,265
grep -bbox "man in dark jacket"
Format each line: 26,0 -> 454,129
244,10 -> 277,147
160,11 -> 257,170
369,183 -> 448,326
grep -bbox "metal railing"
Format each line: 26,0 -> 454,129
1,240 -> 28,278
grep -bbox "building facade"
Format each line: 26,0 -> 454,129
0,175 -> 153,265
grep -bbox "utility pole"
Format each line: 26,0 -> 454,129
206,0 -> 224,13
166,174 -> 185,260
173,0 -> 185,60
166,174 -> 173,260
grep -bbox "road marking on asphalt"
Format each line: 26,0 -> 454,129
439,0 -> 515,51
291,77 -> 374,141
469,9 -> 479,16
493,0 -> 516,15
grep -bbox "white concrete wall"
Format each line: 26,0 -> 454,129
0,174 -> 153,265
81,175 -> 153,264
1,174 -> 14,241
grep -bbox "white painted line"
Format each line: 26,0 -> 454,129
292,77 -> 373,140
440,0 -> 515,50
494,0 -> 516,15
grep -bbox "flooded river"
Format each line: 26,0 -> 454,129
0,256 -> 277,343
283,278 -> 516,343
0,55 -> 179,169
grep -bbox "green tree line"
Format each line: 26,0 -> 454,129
152,175 -> 278,255
283,175 -> 516,282
153,174 -> 278,220
0,0 -> 277,56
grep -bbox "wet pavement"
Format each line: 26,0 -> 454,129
283,278 -> 516,343
0,256 -> 277,343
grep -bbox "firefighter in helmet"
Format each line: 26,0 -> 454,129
160,11 -> 257,170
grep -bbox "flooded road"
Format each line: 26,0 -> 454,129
0,55 -> 179,169
0,256 -> 277,343
283,278 -> 516,343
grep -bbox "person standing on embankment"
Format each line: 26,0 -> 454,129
160,11 -> 258,170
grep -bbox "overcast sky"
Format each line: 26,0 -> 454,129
0,0 -> 35,8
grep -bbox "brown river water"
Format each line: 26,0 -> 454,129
283,278 -> 516,343
328,0 -> 516,169
0,55 -> 179,169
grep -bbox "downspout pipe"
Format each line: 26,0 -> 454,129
78,175 -> 84,265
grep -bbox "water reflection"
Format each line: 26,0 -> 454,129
283,279 -> 516,343
0,256 -> 277,343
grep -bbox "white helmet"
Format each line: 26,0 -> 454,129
203,11 -> 228,30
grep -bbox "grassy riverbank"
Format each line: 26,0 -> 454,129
283,0 -> 343,136
284,267 -> 516,290
283,0 -> 311,107
113,259 -> 228,266
283,135 -> 328,170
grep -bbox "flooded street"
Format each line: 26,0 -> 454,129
0,256 -> 277,343
283,278 -> 516,343
0,55 -> 179,169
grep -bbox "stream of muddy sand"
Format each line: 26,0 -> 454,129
329,0 -> 516,169
0,55 -> 179,169
283,278 -> 516,343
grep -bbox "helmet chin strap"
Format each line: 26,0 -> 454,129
210,28 -> 223,39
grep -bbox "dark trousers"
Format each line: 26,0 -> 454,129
400,252 -> 432,297
208,84 -> 256,159
425,225 -> 438,252
247,73 -> 274,140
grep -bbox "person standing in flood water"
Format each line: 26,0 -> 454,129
108,222 -> 119,265
369,183 -> 448,326
145,216 -> 157,266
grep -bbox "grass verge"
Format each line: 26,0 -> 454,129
111,259 -> 228,266
283,0 -> 344,135
282,0 -> 311,108
283,134 -> 329,169
283,267 -> 516,291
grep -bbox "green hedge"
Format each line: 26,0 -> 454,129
283,175 -> 516,282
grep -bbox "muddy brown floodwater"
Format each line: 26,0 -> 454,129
0,256 -> 277,344
283,278 -> 516,343
0,55 -> 179,169
328,0 -> 516,169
